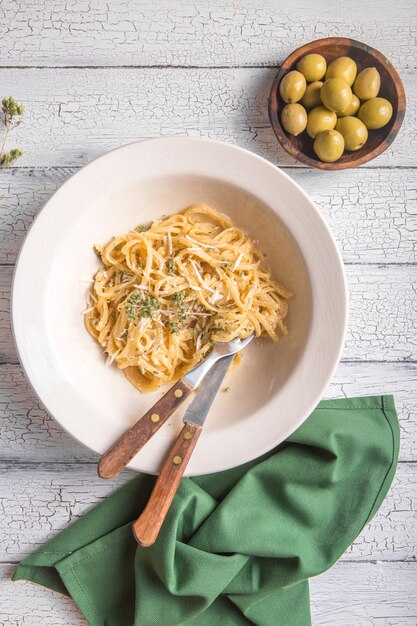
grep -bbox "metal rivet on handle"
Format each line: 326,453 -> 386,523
173,455 -> 182,465
174,389 -> 183,398
183,432 -> 193,440
151,413 -> 160,422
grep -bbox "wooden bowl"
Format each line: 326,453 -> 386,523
268,37 -> 406,170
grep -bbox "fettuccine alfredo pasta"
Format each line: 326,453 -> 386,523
84,204 -> 291,392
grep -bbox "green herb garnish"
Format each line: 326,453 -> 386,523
165,320 -> 180,334
135,222 -> 152,233
172,291 -> 187,322
166,259 -> 175,275
0,97 -> 24,168
223,387 -> 231,393
172,291 -> 184,305
125,290 -> 159,321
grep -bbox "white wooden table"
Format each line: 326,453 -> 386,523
0,1 -> 416,624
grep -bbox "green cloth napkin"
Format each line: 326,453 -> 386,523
13,395 -> 399,626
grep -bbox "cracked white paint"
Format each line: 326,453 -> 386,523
0,465 -> 130,562
1,563 -> 89,625
343,266 -> 417,361
0,67 -> 414,168
290,169 -> 417,264
0,0 -> 416,69
0,365 -> 96,463
310,562 -> 417,625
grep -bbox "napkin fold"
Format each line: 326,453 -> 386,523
13,395 -> 399,626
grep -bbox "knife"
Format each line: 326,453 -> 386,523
133,354 -> 233,547
98,335 -> 253,480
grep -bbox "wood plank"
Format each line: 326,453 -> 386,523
0,463 -> 415,563
0,362 -> 416,464
310,562 -> 417,625
0,168 -> 72,265
343,265 -> 417,362
289,169 -> 417,265
0,563 -> 88,625
2,264 -> 417,364
0,464 -> 131,563
0,67 -> 415,168
1,167 -> 416,265
0,364 -> 96,464
2,562 -> 416,625
0,0 -> 415,69
326,363 -> 417,462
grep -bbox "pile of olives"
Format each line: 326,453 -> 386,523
279,53 -> 394,163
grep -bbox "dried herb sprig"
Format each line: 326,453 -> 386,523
172,291 -> 186,322
135,222 -> 152,233
166,259 -> 176,275
0,97 -> 24,168
164,291 -> 188,334
165,320 -> 180,334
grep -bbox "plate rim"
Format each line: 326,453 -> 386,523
11,136 -> 348,475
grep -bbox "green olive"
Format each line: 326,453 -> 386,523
313,130 -> 345,162
353,67 -> 381,100
335,116 -> 368,151
306,105 -> 337,139
279,70 -> 307,103
281,103 -> 308,136
297,54 -> 327,82
320,78 -> 352,114
301,81 -> 324,109
358,97 -> 393,129
325,56 -> 357,86
337,93 -> 360,117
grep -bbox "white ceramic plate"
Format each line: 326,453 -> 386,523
12,137 -> 347,476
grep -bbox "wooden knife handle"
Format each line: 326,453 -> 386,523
133,422 -> 202,547
98,379 -> 193,479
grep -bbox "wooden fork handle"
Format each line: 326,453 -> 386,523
98,379 -> 193,479
133,422 -> 202,547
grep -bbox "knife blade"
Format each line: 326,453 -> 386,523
133,354 -> 233,547
182,354 -> 234,427
98,337 -> 252,480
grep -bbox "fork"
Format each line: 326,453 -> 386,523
98,334 -> 254,479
